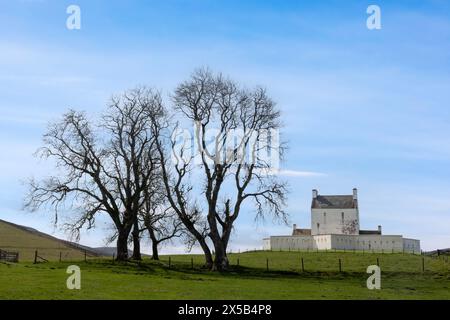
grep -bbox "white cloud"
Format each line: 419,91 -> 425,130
277,169 -> 327,177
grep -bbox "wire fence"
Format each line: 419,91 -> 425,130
157,250 -> 450,274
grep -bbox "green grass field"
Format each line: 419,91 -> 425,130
0,251 -> 449,299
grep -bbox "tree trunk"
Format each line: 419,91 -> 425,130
179,217 -> 214,269
151,239 -> 159,260
214,225 -> 234,271
199,238 -> 214,269
148,227 -> 159,260
116,228 -> 129,261
212,241 -> 229,271
131,220 -> 142,260
207,208 -> 228,271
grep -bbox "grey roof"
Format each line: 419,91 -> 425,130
292,228 -> 311,236
312,195 -> 357,209
359,230 -> 381,235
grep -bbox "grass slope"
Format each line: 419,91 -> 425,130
0,251 -> 448,299
0,219 -> 96,261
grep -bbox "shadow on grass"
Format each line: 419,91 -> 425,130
13,258 -> 449,284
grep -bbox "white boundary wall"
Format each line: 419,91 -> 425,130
264,234 -> 420,254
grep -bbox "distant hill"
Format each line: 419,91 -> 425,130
423,248 -> 450,256
0,219 -> 102,261
92,247 -> 137,257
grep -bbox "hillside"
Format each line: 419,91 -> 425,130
0,219 -> 100,261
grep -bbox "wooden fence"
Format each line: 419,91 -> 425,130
0,249 -> 19,263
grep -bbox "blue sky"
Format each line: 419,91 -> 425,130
0,0 -> 449,252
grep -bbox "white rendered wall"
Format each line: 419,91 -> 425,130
263,238 -> 271,250
313,235 -> 332,250
268,236 -> 315,250
311,208 -> 360,236
330,234 -> 404,252
266,234 -> 420,253
403,238 -> 421,254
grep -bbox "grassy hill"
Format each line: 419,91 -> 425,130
0,219 -> 99,261
0,251 -> 449,299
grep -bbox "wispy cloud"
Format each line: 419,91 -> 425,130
277,170 -> 327,177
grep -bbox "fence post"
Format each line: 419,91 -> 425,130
422,257 -> 425,272
59,252 -> 62,263
191,257 -> 194,269
169,256 -> 171,269
34,250 -> 38,264
237,258 -> 240,266
84,250 -> 87,262
339,258 -> 342,272
301,257 -> 304,272
266,258 -> 269,271
377,257 -> 379,267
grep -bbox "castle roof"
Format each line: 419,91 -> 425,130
312,195 -> 357,209
292,228 -> 311,236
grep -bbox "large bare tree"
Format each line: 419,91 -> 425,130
155,69 -> 288,270
25,87 -> 164,261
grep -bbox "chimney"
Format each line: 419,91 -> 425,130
293,224 -> 297,231
352,188 -> 358,200
378,225 -> 382,234
312,189 -> 318,199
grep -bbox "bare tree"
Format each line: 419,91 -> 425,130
139,179 -> 183,260
24,87 -> 164,261
156,69 -> 288,270
142,208 -> 183,260
150,108 -> 214,268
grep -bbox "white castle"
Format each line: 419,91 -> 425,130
263,188 -> 421,254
